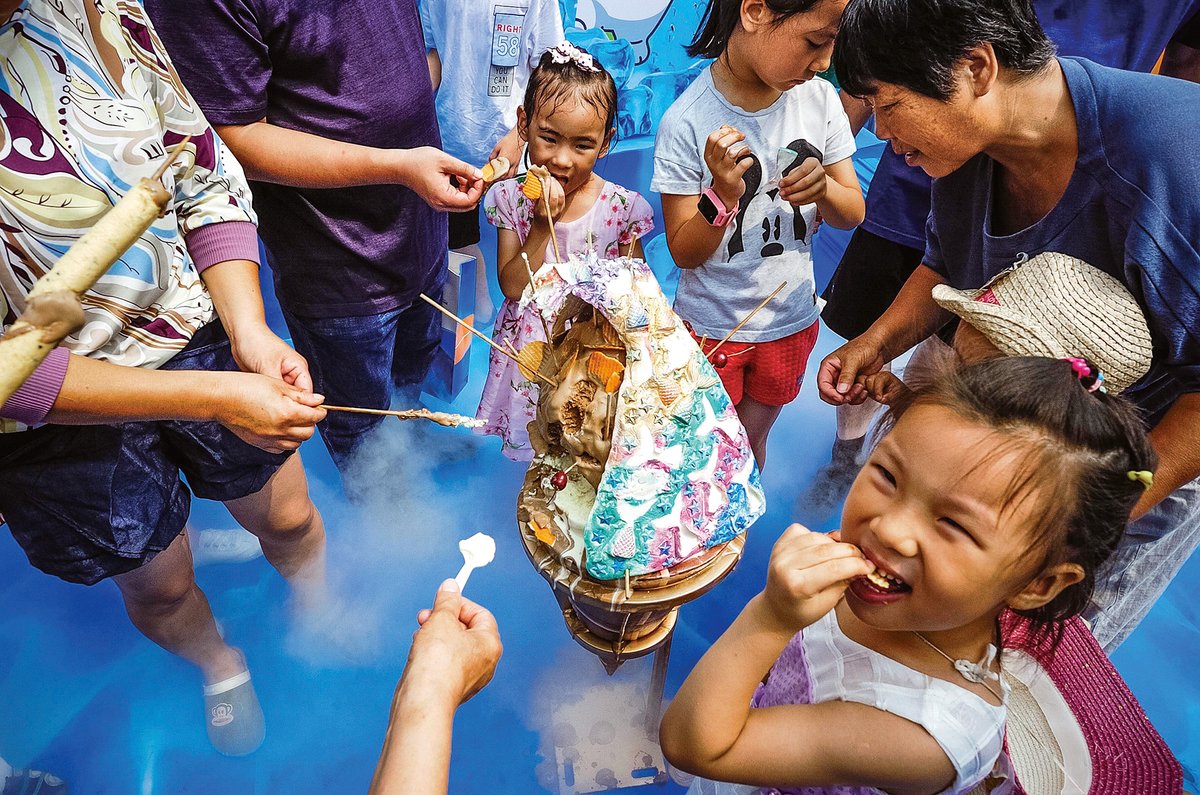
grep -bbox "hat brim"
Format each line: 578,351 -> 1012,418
931,284 -> 1071,362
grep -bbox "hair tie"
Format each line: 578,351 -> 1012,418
547,42 -> 601,73
1127,470 -> 1154,491
1062,356 -> 1107,393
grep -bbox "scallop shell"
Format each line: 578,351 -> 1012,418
481,156 -> 510,184
610,525 -> 638,559
655,375 -> 681,406
517,340 -> 547,382
586,351 -> 625,393
522,166 -> 550,200
625,305 -> 649,330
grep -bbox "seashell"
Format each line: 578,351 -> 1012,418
522,166 -> 551,200
655,375 -> 681,406
610,525 -> 638,559
586,351 -> 625,392
517,340 -> 547,381
480,156 -> 510,184
625,305 -> 650,330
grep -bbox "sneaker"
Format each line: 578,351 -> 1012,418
190,528 -> 263,567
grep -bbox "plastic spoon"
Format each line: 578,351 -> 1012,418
454,532 -> 497,591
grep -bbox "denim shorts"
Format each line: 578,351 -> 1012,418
0,321 -> 289,585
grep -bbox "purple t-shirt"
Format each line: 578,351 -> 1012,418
860,0 -> 1200,252
144,0 -> 446,319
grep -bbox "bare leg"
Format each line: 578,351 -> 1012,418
735,396 -> 784,470
113,530 -> 243,684
223,455 -> 326,607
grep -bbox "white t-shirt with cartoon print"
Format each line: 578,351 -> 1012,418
652,69 -> 855,342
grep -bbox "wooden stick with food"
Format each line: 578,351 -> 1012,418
0,138 -> 191,406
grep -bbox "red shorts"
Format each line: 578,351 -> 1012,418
692,321 -> 820,406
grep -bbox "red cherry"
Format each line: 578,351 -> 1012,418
551,470 -> 568,490
712,351 -> 729,369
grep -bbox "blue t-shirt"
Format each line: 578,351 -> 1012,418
861,0 -> 1200,251
924,57 -> 1200,423
144,0 -> 446,319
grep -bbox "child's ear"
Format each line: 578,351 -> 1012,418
516,106 -> 529,143
1006,563 -> 1085,612
599,127 -> 615,158
740,0 -> 772,33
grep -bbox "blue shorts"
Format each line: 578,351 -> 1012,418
0,321 -> 289,585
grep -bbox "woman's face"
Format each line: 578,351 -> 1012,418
866,80 -> 986,178
837,404 -> 1047,633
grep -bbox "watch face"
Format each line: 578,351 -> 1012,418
698,192 -> 720,225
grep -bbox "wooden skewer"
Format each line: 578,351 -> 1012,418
418,293 -> 556,386
521,252 -> 557,365
152,135 -> 193,181
708,281 -> 788,359
320,405 -> 483,428
542,191 -> 562,263
625,232 -> 639,259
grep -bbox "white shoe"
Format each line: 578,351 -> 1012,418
190,528 -> 264,567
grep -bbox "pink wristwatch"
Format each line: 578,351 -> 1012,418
699,185 -> 736,227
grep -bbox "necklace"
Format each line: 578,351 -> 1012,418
913,631 -> 1004,702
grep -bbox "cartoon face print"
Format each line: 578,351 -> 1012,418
726,138 -> 823,261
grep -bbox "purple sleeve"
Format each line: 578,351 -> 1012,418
142,0 -> 271,126
1,347 -> 69,425
186,221 -> 261,273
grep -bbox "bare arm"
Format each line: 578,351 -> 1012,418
816,265 -> 951,405
663,126 -> 755,269
662,193 -> 729,270
496,224 -> 553,299
200,258 -> 313,390
1135,392 -> 1200,518
214,121 -> 483,212
45,355 -> 324,453
371,582 -> 502,795
660,528 -> 953,793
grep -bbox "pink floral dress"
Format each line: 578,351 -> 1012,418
477,178 -> 654,460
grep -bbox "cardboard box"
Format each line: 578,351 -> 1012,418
424,251 -> 476,402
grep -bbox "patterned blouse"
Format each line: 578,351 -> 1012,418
0,0 -> 258,370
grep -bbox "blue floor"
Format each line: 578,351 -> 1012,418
2,135 -> 1198,793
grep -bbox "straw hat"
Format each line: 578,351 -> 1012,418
997,612 -> 1182,795
930,252 -> 1153,393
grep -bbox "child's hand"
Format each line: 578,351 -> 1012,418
530,173 -> 566,221
703,125 -> 754,208
861,371 -> 910,405
779,157 -> 828,206
762,524 -> 874,632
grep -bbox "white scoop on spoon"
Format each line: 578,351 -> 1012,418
454,532 -> 496,591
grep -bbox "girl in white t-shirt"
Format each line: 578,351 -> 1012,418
661,356 -> 1157,794
652,0 -> 864,468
